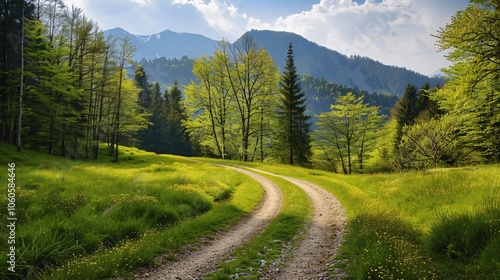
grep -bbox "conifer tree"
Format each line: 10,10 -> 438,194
164,81 -> 191,155
275,43 -> 312,165
135,64 -> 151,110
392,84 -> 419,152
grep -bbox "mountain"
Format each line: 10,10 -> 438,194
103,28 -> 219,61
235,30 -> 443,95
105,28 -> 443,96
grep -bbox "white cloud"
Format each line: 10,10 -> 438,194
62,0 -> 89,10
246,0 -> 454,74
130,0 -> 151,5
172,0 -> 247,35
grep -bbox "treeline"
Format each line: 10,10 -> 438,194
138,56 -> 194,88
301,75 -> 399,119
1,0 -> 148,161
348,55 -> 441,95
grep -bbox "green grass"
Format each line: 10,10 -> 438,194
205,175 -> 311,279
197,158 -> 500,279
0,144 -> 263,279
2,143 -> 498,279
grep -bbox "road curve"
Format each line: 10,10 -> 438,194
243,167 -> 346,280
137,165 -> 283,280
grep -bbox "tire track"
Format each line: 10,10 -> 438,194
243,167 -> 346,280
137,165 -> 283,280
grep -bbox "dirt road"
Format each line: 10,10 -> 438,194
137,164 -> 345,279
138,165 -> 283,280
244,168 -> 345,280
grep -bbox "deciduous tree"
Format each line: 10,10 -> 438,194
316,92 -> 384,174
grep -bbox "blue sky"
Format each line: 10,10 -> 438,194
61,0 -> 470,75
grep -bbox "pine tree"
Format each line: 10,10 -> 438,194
0,0 -> 35,144
275,43 -> 312,165
135,64 -> 151,109
392,84 -> 419,151
164,80 -> 191,155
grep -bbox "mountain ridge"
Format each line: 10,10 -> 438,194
104,27 -> 443,96
236,29 -> 442,95
104,27 -> 219,60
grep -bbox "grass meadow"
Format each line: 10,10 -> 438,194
1,143 -> 498,279
0,144 -> 263,279
203,159 -> 500,279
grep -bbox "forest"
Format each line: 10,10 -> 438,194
1,0 -> 499,173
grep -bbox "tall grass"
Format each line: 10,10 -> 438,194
0,144 -> 263,279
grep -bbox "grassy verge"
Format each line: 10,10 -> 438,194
0,144 -> 263,279
204,175 -> 311,279
198,158 -> 500,279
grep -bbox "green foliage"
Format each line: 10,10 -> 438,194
378,1 -> 500,170
315,92 -> 385,174
138,56 -> 195,87
184,53 -> 235,159
135,64 -> 152,109
431,2 -> 500,164
426,200 -> 500,279
1,4 -> 149,160
427,210 -> 500,260
137,78 -> 192,156
391,83 -> 441,166
185,38 -> 279,161
398,115 -> 473,169
302,75 -> 399,122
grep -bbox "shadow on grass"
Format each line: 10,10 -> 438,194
427,205 -> 500,279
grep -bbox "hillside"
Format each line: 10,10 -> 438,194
236,30 -> 443,95
110,27 -> 443,96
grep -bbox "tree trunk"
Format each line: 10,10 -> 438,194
260,105 -> 264,162
49,115 -> 54,154
17,3 -> 25,152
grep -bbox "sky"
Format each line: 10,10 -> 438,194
60,0 -> 470,75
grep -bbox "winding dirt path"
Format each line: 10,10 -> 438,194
137,165 -> 283,280
243,167 -> 346,280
